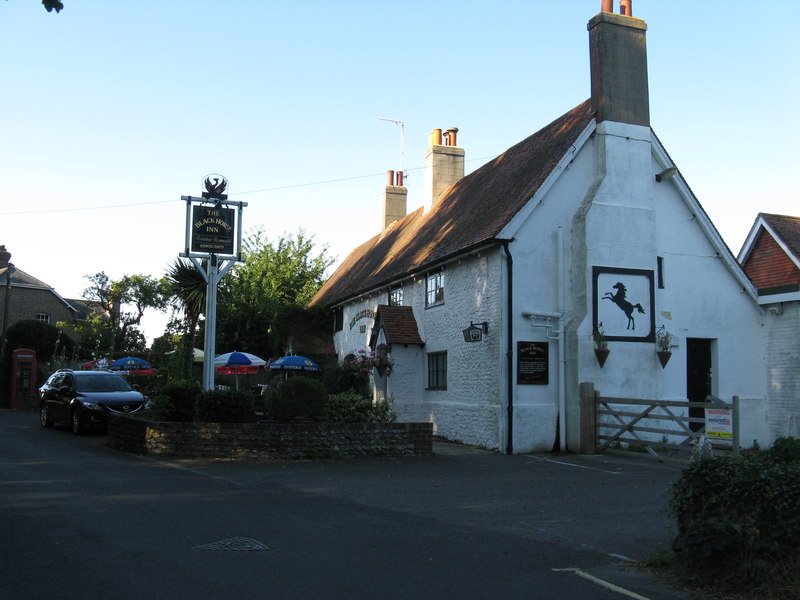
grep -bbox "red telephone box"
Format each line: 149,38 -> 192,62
10,348 -> 37,410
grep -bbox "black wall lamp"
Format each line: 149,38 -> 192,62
463,321 -> 489,342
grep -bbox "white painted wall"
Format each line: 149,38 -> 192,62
763,301 -> 800,444
332,250 -> 505,450
331,118 -> 769,454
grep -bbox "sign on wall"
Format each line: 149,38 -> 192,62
592,266 -> 655,342
517,341 -> 549,385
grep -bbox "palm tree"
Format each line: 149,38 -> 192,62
166,259 -> 207,378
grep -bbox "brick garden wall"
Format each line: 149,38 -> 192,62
107,415 -> 433,459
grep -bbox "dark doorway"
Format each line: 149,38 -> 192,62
686,338 -> 713,432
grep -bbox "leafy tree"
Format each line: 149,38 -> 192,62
165,258 -> 207,377
215,229 -> 333,359
64,272 -> 169,357
42,0 -> 63,12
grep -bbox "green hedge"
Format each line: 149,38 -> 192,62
150,381 -> 201,422
195,388 -> 255,423
264,376 -> 327,423
670,437 -> 800,590
327,391 -> 396,424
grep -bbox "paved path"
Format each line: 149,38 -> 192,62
0,409 -> 691,599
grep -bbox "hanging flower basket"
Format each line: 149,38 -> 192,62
655,325 -> 673,369
593,324 -> 609,367
344,349 -> 395,377
594,348 -> 610,368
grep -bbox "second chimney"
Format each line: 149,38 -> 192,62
382,170 -> 407,231
423,127 -> 464,212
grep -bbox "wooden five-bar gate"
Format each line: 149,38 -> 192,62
579,382 -> 740,464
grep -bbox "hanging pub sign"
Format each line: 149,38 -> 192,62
191,205 -> 235,254
517,341 -> 548,385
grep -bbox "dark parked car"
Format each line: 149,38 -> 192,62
39,369 -> 149,434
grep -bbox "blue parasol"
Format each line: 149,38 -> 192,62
268,355 -> 321,372
110,356 -> 151,371
214,351 -> 267,368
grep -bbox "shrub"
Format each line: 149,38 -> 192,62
327,392 -> 396,423
195,388 -> 255,423
264,376 -> 327,423
670,441 -> 800,590
769,436 -> 800,464
150,381 -> 201,422
322,360 -> 370,397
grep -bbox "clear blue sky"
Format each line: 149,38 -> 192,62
2,1 -> 798,343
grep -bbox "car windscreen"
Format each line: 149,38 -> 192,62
75,375 -> 133,393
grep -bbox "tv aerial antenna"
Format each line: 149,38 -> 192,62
378,117 -> 406,179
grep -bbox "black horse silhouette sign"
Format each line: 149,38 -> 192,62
593,267 -> 655,342
603,282 -> 645,330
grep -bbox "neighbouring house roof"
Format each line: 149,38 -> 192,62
0,266 -> 52,289
310,100 -> 596,308
739,213 -> 800,292
369,305 -> 425,348
0,266 -> 80,316
65,298 -> 107,320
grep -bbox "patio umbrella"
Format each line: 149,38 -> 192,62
268,355 -> 321,372
110,356 -> 151,371
81,357 -> 111,370
214,351 -> 267,388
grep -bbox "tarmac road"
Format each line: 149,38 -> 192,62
0,409 -> 692,599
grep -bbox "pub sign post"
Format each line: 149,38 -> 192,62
181,175 -> 247,391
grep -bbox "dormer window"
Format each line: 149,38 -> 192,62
388,285 -> 403,307
426,270 -> 444,307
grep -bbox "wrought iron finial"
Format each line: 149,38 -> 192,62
202,174 -> 228,200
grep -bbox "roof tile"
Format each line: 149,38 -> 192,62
311,100 -> 595,307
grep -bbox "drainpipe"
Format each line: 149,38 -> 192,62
502,240 -> 514,455
557,227 -> 566,452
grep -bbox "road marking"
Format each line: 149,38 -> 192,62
553,568 -> 651,600
525,455 -> 622,475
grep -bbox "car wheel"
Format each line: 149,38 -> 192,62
40,404 -> 53,428
71,410 -> 86,435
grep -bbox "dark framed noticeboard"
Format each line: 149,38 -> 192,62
517,341 -> 549,385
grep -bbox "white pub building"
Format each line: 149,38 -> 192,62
311,2 -> 771,453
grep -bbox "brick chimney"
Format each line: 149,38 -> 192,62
0,246 -> 10,270
382,170 -> 408,231
423,127 -> 465,212
588,1 -> 650,127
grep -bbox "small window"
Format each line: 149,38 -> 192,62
427,352 -> 447,390
333,307 -> 344,332
426,270 -> 445,307
388,285 -> 403,307
657,256 -> 665,289
36,313 -> 51,324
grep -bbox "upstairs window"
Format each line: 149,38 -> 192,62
388,285 -> 403,307
333,307 -> 344,332
426,270 -> 445,307
36,313 -> 51,324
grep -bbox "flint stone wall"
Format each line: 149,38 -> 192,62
107,414 -> 433,459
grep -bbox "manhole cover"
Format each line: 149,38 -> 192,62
193,537 -> 271,551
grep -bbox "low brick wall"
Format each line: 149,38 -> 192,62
107,415 -> 433,459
